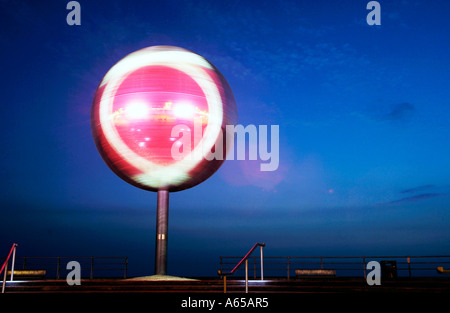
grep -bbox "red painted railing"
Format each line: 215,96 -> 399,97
1,243 -> 18,293
218,243 -> 265,293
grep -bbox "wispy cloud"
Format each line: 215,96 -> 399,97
382,102 -> 415,122
378,184 -> 445,205
384,193 -> 445,205
400,184 -> 435,194
363,102 -> 416,125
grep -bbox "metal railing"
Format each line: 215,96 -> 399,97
218,243 -> 265,293
1,243 -> 18,293
219,255 -> 450,279
1,256 -> 128,280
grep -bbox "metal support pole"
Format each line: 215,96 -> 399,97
155,189 -> 169,275
245,259 -> 248,293
260,245 -> 264,280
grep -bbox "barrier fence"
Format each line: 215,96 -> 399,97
219,255 -> 450,279
1,256 -> 128,279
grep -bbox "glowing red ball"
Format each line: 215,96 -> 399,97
91,46 -> 237,192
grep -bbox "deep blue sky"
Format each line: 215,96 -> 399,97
1,0 -> 450,277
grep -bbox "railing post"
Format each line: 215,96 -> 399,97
10,245 -> 17,281
407,257 -> 411,278
124,257 -> 128,279
245,259 -> 248,294
363,257 -> 366,278
90,257 -> 94,279
2,243 -> 18,293
218,243 -> 265,293
57,257 -> 60,279
287,257 -> 290,279
2,261 -> 8,293
260,245 -> 264,280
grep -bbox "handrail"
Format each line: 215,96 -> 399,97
218,243 -> 265,293
0,244 -> 17,275
219,243 -> 265,276
2,243 -> 18,293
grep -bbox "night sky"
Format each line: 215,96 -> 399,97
1,0 -> 450,278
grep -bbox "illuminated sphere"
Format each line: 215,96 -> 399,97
91,46 -> 237,192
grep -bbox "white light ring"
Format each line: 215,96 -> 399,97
98,49 -> 224,188
99,48 -> 214,88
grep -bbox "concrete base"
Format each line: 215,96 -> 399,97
126,275 -> 198,281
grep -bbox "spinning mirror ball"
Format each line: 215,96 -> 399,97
91,46 -> 237,192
